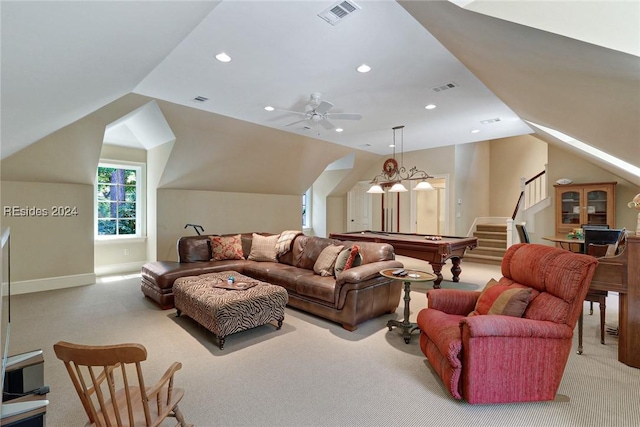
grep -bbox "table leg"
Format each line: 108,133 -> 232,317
387,280 -> 420,344
450,257 -> 461,282
431,264 -> 444,289
577,307 -> 584,355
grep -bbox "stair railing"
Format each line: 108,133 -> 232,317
512,168 -> 547,221
509,167 -> 547,247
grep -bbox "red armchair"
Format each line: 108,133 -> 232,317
417,243 -> 598,404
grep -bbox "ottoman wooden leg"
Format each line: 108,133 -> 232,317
277,317 -> 284,330
217,336 -> 225,350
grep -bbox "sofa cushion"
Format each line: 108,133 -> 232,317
296,236 -> 344,270
295,270 -> 337,304
523,292 -> 570,323
178,236 -> 211,263
468,278 -> 531,317
313,245 -> 344,277
334,245 -> 363,277
248,233 -> 280,262
210,235 -> 244,261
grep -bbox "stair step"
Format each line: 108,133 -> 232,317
477,238 -> 507,249
472,247 -> 506,257
474,231 -> 507,240
465,253 -> 503,266
476,224 -> 507,232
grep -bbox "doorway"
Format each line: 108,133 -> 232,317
413,177 -> 448,235
346,182 -> 372,232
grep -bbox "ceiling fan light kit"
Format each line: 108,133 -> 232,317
367,125 -> 434,194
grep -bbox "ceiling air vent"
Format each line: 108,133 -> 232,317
432,82 -> 458,93
318,1 -> 361,26
194,96 -> 209,102
480,118 -> 501,124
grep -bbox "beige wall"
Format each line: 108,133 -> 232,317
542,145 -> 640,236
326,196 -> 346,236
0,93 -> 374,281
146,142 -> 175,262
311,169 -> 350,237
489,135 -> 548,217
156,189 -> 302,261
454,142 -> 491,236
0,181 -> 94,286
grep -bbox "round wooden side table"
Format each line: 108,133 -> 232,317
380,269 -> 437,344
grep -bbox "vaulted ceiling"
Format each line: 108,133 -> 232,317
1,1 -> 639,185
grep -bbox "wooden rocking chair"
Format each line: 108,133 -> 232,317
53,341 -> 192,427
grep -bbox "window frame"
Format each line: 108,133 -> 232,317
302,187 -> 312,231
95,160 -> 146,241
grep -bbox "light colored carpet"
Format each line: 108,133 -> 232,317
6,259 -> 640,427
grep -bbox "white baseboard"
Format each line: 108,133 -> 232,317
2,273 -> 97,295
94,261 -> 145,277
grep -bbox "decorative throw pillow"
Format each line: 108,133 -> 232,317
247,233 -> 280,262
344,245 -> 361,270
209,235 -> 244,261
313,245 -> 344,277
334,245 -> 363,276
468,279 -> 532,317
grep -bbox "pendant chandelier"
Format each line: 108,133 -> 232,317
367,125 -> 434,193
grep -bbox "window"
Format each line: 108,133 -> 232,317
96,162 -> 143,238
302,188 -> 311,229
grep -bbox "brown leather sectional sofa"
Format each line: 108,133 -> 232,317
141,233 -> 404,331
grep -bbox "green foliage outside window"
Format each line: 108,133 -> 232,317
97,166 -> 138,236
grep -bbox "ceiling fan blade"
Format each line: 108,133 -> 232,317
319,119 -> 335,130
314,100 -> 333,115
276,108 -> 308,116
285,119 -> 310,127
326,113 -> 362,121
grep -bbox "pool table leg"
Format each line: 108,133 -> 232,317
431,264 -> 444,289
451,257 -> 462,283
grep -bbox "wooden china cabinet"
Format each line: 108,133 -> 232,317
554,182 -> 617,236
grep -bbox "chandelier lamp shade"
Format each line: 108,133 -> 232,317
367,125 -> 434,193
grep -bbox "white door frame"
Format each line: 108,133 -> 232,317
409,174 -> 450,235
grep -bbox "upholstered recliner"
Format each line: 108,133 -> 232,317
417,243 -> 598,404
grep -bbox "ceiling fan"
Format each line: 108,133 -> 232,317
279,93 -> 362,130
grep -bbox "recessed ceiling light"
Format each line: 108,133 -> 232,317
215,52 -> 231,63
425,104 -> 437,110
388,144 -> 395,148
264,106 -> 275,112
356,64 -> 371,73
471,129 -> 480,134
335,128 -> 344,132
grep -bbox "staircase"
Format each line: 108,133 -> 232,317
466,224 -> 507,266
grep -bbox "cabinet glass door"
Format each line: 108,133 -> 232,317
561,191 -> 581,225
586,190 -> 608,225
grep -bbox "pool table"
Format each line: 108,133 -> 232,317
329,230 -> 478,289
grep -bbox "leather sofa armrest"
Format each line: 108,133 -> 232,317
426,289 -> 480,315
336,260 -> 403,285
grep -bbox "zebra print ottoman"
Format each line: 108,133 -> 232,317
173,271 -> 288,349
